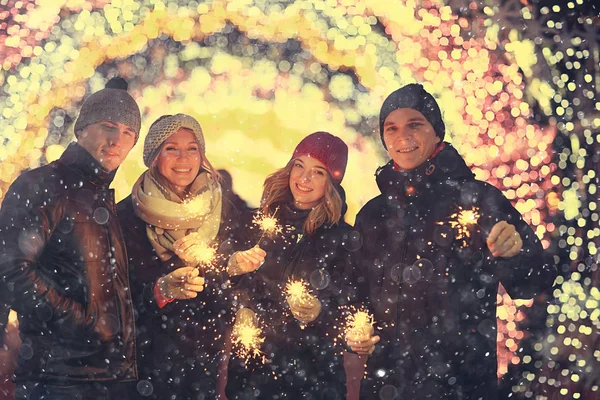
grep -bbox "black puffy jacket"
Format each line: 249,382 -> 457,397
351,143 -> 556,400
0,142 -> 137,383
226,198 -> 354,400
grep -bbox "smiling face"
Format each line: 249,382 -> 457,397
382,108 -> 441,171
77,120 -> 137,171
289,156 -> 328,210
155,128 -> 202,197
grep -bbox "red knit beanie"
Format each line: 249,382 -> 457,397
291,131 -> 348,184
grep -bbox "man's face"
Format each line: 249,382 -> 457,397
77,121 -> 136,171
382,108 -> 441,171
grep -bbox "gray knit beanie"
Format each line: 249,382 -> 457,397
74,77 -> 142,142
143,113 -> 205,167
379,83 -> 445,149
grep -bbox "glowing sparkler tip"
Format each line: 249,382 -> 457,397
232,309 -> 266,364
438,206 -> 481,246
344,307 -> 375,341
285,279 -> 314,305
253,207 -> 283,238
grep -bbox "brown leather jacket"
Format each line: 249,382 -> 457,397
0,142 -> 137,383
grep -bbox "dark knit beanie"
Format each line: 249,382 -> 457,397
74,77 -> 141,143
291,131 -> 348,184
379,83 -> 445,149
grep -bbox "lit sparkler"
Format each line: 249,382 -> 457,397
253,207 -> 283,244
231,308 -> 266,364
182,196 -> 211,219
343,307 -> 375,342
187,241 -> 219,273
437,206 -> 481,246
285,278 -> 314,306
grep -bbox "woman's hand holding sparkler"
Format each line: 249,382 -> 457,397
345,326 -> 380,355
227,246 -> 267,277
158,266 -> 205,300
285,279 -> 321,324
344,308 -> 380,356
173,232 -> 219,270
288,295 -> 322,324
486,221 -> 522,258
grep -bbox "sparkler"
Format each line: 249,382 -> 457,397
253,207 -> 283,245
181,196 -> 211,219
187,241 -> 220,273
437,206 -> 482,246
344,307 -> 375,342
285,279 -> 315,307
231,308 -> 266,364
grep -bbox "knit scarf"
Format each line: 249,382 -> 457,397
131,169 -> 223,262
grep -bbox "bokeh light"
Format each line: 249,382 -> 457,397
1,0 -> 598,398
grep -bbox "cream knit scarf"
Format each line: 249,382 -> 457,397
131,169 -> 223,262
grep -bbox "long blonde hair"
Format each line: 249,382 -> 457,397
261,160 -> 343,236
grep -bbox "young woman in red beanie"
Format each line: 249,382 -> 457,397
225,131 -> 352,400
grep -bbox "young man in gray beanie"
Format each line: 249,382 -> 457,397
0,77 -> 142,399
345,83 -> 556,399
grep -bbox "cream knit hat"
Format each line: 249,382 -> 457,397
143,113 -> 205,167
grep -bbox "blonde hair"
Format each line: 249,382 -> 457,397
261,160 -> 343,236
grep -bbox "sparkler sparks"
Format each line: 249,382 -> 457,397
187,241 -> 219,273
438,206 -> 481,246
285,279 -> 314,306
231,308 -> 266,364
182,196 -> 211,219
253,207 -> 283,244
343,307 -> 375,342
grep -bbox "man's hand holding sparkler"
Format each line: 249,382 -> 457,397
157,266 -> 205,300
227,246 -> 267,277
486,221 -> 522,258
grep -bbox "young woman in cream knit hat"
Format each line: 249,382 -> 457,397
117,113 -> 247,400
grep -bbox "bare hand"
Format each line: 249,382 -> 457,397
158,266 -> 205,300
288,295 -> 321,324
487,221 -> 522,258
234,308 -> 258,327
346,326 -> 380,355
228,246 -> 267,276
172,233 -> 204,265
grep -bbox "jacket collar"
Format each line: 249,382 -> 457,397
375,142 -> 474,199
57,142 -> 117,188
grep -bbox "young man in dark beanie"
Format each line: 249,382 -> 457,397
345,83 -> 556,399
0,77 -> 142,399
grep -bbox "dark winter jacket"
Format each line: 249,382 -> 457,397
0,297 -> 8,344
117,182 -> 249,400
0,142 -> 137,383
351,143 -> 556,400
226,196 -> 353,400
